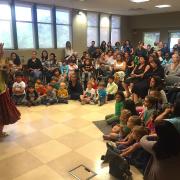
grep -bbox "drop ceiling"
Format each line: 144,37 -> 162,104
20,0 -> 180,15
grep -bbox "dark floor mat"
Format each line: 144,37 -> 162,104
93,120 -> 111,134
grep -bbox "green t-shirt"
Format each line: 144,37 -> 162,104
115,101 -> 124,116
144,108 -> 155,124
120,121 -> 131,136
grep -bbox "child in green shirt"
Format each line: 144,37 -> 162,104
105,91 -> 125,125
103,109 -> 132,140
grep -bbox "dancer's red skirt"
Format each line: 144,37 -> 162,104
0,89 -> 20,125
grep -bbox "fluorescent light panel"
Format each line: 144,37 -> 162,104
155,4 -> 171,8
130,0 -> 150,3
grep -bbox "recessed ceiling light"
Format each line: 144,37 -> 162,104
130,0 -> 150,3
155,4 -> 171,8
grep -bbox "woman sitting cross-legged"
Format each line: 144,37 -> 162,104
68,74 -> 83,100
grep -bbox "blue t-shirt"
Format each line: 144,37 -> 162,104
165,117 -> 180,134
98,89 -> 107,97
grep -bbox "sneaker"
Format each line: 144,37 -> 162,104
103,135 -> 111,140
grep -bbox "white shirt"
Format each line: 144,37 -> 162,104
13,81 -> 26,95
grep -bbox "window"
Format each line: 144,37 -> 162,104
37,7 -> 53,48
0,3 -> 13,49
143,32 -> 160,47
111,16 -> 121,46
56,9 -> 71,48
87,12 -> 98,47
100,14 -> 110,43
15,4 -> 34,49
169,32 -> 180,51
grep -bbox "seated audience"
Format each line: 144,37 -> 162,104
12,73 -> 26,105
10,52 -> 22,72
105,91 -> 125,125
41,84 -> 57,105
148,76 -> 167,106
44,53 -> 58,83
80,81 -> 95,105
88,41 -> 96,58
65,41 -> 74,58
27,51 -> 42,81
82,58 -> 94,87
141,96 -> 157,125
103,109 -> 132,140
68,59 -> 78,78
123,56 -> 150,98
57,82 -> 68,104
140,121 -> 180,180
132,56 -> 164,103
165,53 -> 180,86
106,76 -> 118,101
96,81 -> 107,106
60,60 -> 69,80
68,74 -> 83,100
25,84 -> 41,107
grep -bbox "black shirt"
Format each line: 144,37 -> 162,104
27,58 -> 42,70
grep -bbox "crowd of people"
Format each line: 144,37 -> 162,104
0,39 -> 180,179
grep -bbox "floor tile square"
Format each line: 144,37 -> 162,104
79,124 -> 103,139
15,132 -> 51,149
0,152 -> 42,180
28,140 -> 72,163
14,165 -> 64,180
58,131 -> 94,149
76,140 -> 107,162
0,142 -> 25,161
41,124 -> 75,139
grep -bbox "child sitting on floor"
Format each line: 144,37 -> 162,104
35,79 -> 42,90
12,72 -> 26,105
60,60 -> 69,80
105,91 -> 125,125
57,82 -> 69,104
141,95 -> 157,125
80,81 -> 95,105
50,78 -> 60,90
96,81 -> 107,106
106,76 -> 118,101
116,115 -> 142,150
25,84 -> 41,106
36,82 -> 46,99
103,109 -> 132,140
42,84 -> 57,105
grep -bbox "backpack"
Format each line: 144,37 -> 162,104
106,147 -> 132,180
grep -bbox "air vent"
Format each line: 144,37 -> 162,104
129,8 -> 146,11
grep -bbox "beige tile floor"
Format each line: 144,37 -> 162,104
0,101 -> 143,180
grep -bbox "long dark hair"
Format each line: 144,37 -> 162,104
10,52 -> 21,66
123,99 -> 138,115
50,53 -> 57,64
149,75 -> 164,91
41,50 -> 48,60
66,41 -> 72,49
153,121 -> 180,160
